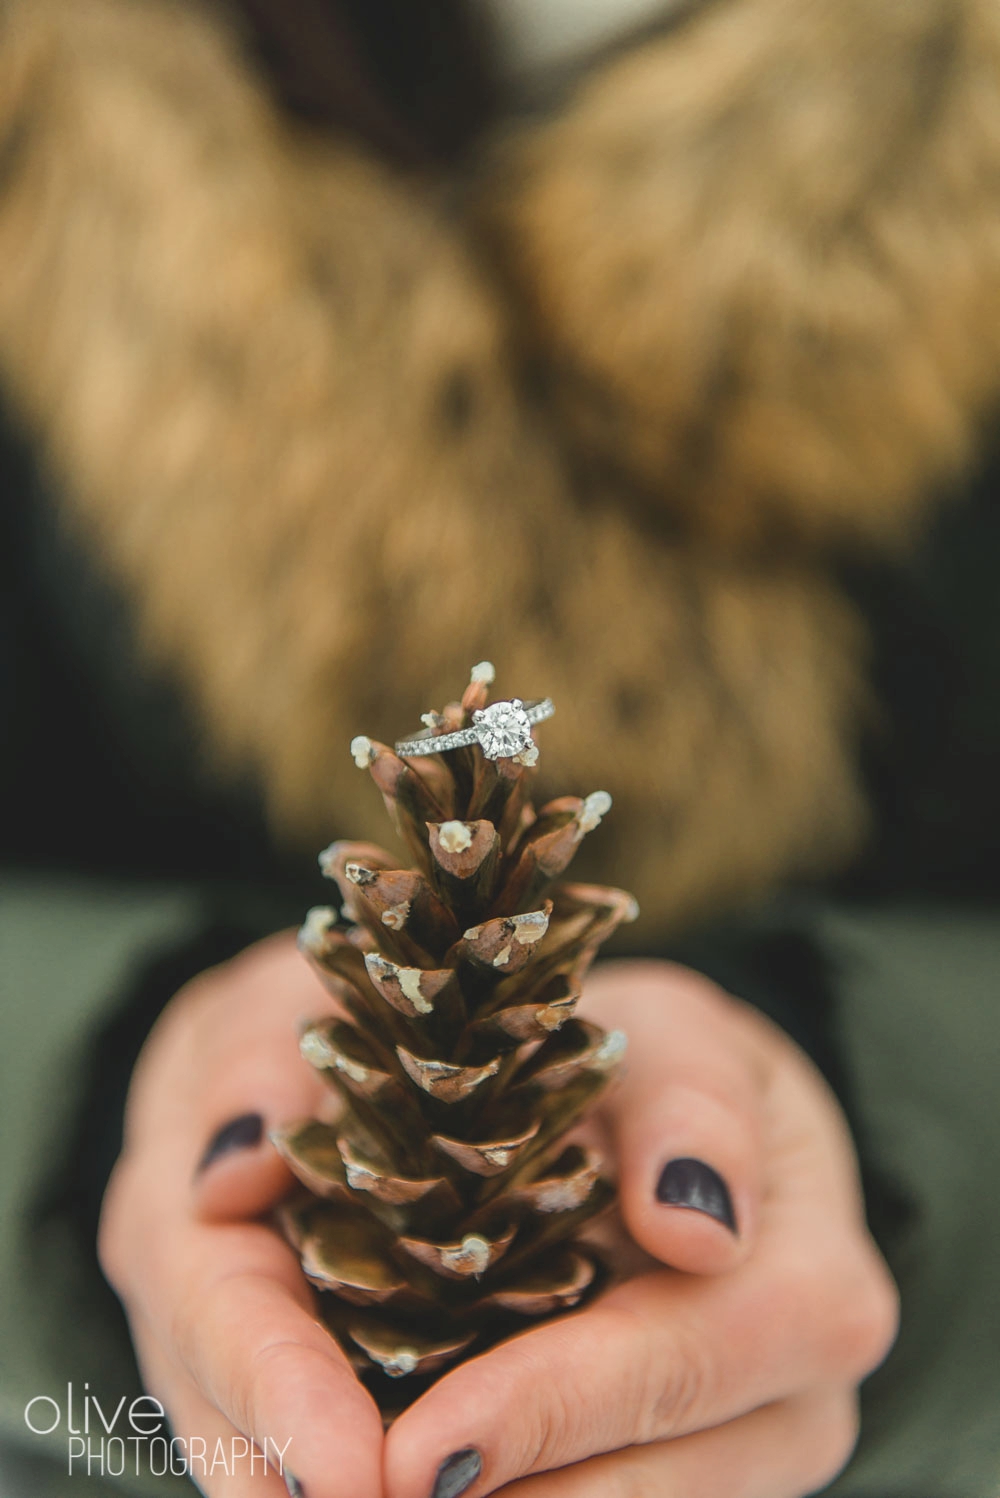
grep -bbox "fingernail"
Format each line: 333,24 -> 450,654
285,1474 -> 305,1498
430,1447 -> 483,1498
656,1157 -> 738,1234
196,1112 -> 263,1174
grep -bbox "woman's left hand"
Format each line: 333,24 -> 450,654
383,960 -> 899,1498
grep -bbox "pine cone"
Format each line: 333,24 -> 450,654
274,666 -> 638,1416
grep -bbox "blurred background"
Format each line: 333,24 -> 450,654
2,0 -> 1000,1493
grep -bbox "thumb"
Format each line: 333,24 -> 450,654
582,959 -> 766,1274
171,934 -> 332,1222
190,1043 -> 329,1222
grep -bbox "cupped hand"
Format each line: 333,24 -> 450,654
98,931 -> 384,1498
384,961 -> 899,1498
101,937 -> 899,1498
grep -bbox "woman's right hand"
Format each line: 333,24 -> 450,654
98,930 -> 385,1498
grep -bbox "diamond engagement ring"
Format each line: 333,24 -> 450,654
395,698 -> 555,761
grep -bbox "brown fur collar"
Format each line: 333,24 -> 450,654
0,0 -> 997,931
483,0 -> 1000,551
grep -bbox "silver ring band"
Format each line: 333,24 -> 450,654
395,697 -> 554,761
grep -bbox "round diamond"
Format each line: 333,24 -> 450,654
475,700 -> 532,760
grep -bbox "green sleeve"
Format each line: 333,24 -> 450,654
823,905 -> 1000,1498
0,874 -> 236,1496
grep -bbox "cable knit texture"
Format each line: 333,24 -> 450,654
0,0 -> 996,930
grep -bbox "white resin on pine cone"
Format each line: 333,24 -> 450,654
438,820 -> 474,853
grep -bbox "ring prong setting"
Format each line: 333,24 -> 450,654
474,699 -> 533,760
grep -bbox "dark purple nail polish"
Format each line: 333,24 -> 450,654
196,1112 -> 263,1174
431,1448 -> 482,1498
656,1157 -> 738,1234
284,1474 -> 305,1498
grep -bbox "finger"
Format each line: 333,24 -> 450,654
131,1217 -> 383,1498
491,1389 -> 859,1498
384,1096 -> 895,1498
128,930 -> 331,1156
168,1397 -> 292,1498
130,1315 -> 292,1498
178,1230 -> 383,1498
384,1260 -> 875,1498
582,961 -> 766,1273
144,939 -> 332,1220
193,1111 -> 306,1223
